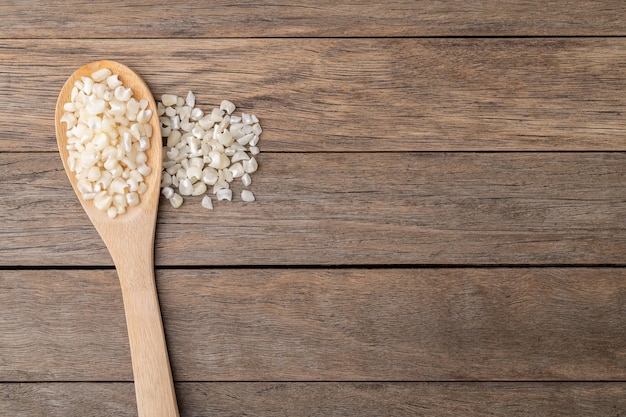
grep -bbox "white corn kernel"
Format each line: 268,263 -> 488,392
161,186 -> 175,199
137,164 -> 151,176
167,130 -> 182,148
220,100 -> 236,115
127,178 -> 139,192
171,115 -> 180,130
185,91 -> 195,107
236,133 -> 254,146
192,181 -> 207,196
106,74 -> 122,89
87,166 -> 102,182
190,107 -> 204,121
114,86 -> 132,102
201,195 -> 213,209
169,193 -> 183,208
241,112 -> 253,125
213,181 -> 229,193
136,151 -> 148,164
210,108 -> 224,122
77,178 -> 93,194
139,137 -> 150,151
161,94 -> 178,107
157,102 -> 166,116
223,168 -> 234,183
91,68 -> 111,82
241,190 -> 255,202
165,106 -> 176,117
126,192 -> 140,206
187,166 -> 202,183
60,113 -> 77,129
243,157 -> 258,173
179,178 -> 193,196
229,162 -> 244,178
94,191 -> 113,211
107,206 -> 118,219
202,167 -> 219,185
241,173 -> 252,186
161,172 -> 172,187
110,178 -> 127,195
137,109 -> 152,124
216,188 -> 232,201
231,150 -> 250,163
113,193 -> 127,209
198,115 -> 214,129
208,151 -> 230,169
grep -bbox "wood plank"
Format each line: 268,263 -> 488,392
2,382 -> 625,417
2,1 -> 624,38
3,38 -> 626,152
0,383 -> 135,417
2,268 -> 625,381
1,152 -> 625,266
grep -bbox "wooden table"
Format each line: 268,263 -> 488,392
2,2 -> 626,415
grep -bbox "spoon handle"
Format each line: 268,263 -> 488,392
115,252 -> 179,417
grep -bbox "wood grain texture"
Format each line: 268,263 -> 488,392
4,1 -> 625,414
2,382 -> 626,417
3,38 -> 626,152
1,1 -> 624,38
2,268 -> 625,381
1,152 -> 625,266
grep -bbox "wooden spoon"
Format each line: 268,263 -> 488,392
55,61 -> 179,417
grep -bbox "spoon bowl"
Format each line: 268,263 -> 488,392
55,60 -> 179,417
55,60 -> 162,229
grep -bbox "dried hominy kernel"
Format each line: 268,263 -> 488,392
201,195 -> 213,209
241,190 -> 255,202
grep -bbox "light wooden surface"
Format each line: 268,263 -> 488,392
2,153 -> 626,266
3,382 -> 626,417
4,39 -> 626,152
2,1 -> 624,37
2,1 -> 626,416
3,269 -> 625,381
